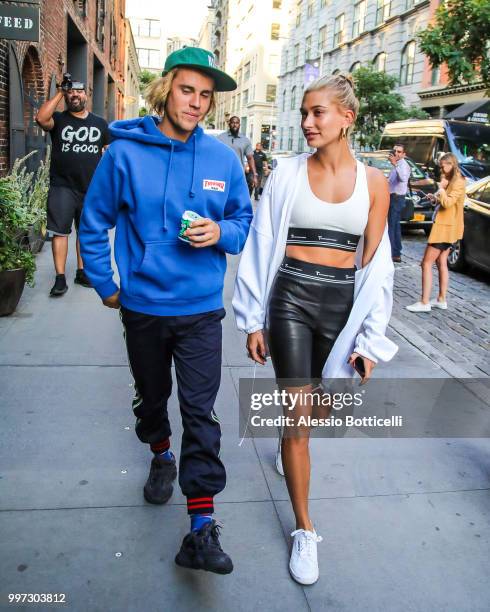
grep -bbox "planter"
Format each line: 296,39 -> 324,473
27,222 -> 46,254
0,268 -> 26,316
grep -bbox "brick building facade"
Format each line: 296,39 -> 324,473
0,0 -> 127,176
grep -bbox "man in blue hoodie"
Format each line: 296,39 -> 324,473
79,48 -> 252,575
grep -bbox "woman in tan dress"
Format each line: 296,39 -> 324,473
406,153 -> 465,312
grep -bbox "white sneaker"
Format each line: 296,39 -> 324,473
406,301 -> 431,312
289,529 -> 323,585
430,298 -> 448,310
275,436 -> 284,476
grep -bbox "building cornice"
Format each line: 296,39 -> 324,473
418,81 -> 486,100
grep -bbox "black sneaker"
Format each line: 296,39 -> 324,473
175,520 -> 233,574
143,453 -> 177,505
74,268 -> 92,288
49,274 -> 68,297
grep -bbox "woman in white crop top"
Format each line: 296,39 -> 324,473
233,74 -> 395,585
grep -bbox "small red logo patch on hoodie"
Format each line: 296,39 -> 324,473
203,179 -> 225,192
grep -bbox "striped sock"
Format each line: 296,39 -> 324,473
191,514 -> 213,532
186,496 -> 214,515
150,439 -> 170,455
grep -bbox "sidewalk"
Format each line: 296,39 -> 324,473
1,241 -> 489,612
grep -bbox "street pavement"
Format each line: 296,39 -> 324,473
0,233 -> 489,612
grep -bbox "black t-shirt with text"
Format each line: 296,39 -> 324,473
49,111 -> 110,193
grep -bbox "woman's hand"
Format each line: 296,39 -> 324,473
348,352 -> 375,385
438,178 -> 449,190
247,330 -> 268,365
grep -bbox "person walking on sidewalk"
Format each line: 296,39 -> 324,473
387,144 -> 411,263
406,153 -> 465,313
218,116 -> 258,190
79,48 -> 252,574
35,75 -> 109,297
233,74 -> 397,586
252,142 -> 268,201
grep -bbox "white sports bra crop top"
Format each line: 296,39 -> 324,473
288,158 -> 370,252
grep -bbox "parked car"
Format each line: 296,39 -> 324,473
447,176 -> 490,274
356,150 -> 437,235
379,119 -> 490,182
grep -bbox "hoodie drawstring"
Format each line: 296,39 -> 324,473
162,142 -> 174,230
189,134 -> 197,199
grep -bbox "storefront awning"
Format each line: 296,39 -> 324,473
445,99 -> 489,122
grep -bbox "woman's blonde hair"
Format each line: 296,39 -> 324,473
439,152 -> 462,183
144,68 -> 217,117
304,72 -> 360,137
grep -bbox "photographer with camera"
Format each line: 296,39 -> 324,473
36,73 -> 110,297
387,144 -> 411,263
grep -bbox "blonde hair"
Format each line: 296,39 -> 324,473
304,73 -> 359,136
144,68 -> 216,117
439,152 -> 462,183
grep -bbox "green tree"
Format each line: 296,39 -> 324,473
417,0 -> 490,91
138,69 -> 158,94
353,66 -> 428,149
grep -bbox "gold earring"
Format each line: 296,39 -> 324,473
341,127 -> 348,139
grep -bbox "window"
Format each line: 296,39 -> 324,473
137,48 -> 160,69
352,1 -> 367,38
273,0 -> 282,8
269,54 -> 279,72
405,0 -> 421,9
266,84 -> 277,102
284,50 -> 288,71
305,35 -> 312,59
280,127 -> 284,149
431,65 -> 440,86
282,89 -> 286,111
400,40 -> 416,85
243,89 -> 249,105
95,0 -> 105,47
307,0 -> 314,18
318,26 -> 327,52
296,1 -> 302,27
288,126 -> 294,150
236,93 -> 241,110
293,43 -> 300,66
320,0 -> 328,7
244,62 -> 250,81
373,51 -> 387,72
298,134 -> 305,152
334,14 -> 345,46
135,18 -> 160,38
291,86 -> 296,110
271,23 -> 280,39
376,0 -> 391,26
350,61 -> 361,72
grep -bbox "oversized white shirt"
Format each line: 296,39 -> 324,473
232,153 -> 398,379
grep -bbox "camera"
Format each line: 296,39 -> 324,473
60,73 -> 73,91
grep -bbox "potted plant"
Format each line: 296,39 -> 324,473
8,149 -> 50,254
0,169 -> 36,316
26,147 -> 50,254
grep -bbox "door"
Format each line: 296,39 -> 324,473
8,43 -> 25,168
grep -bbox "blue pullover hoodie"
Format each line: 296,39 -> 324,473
79,116 -> 253,316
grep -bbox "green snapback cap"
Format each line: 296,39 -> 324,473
162,47 -> 237,92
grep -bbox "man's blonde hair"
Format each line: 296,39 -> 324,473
145,68 -> 216,116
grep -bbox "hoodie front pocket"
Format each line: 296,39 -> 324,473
128,240 -> 225,302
